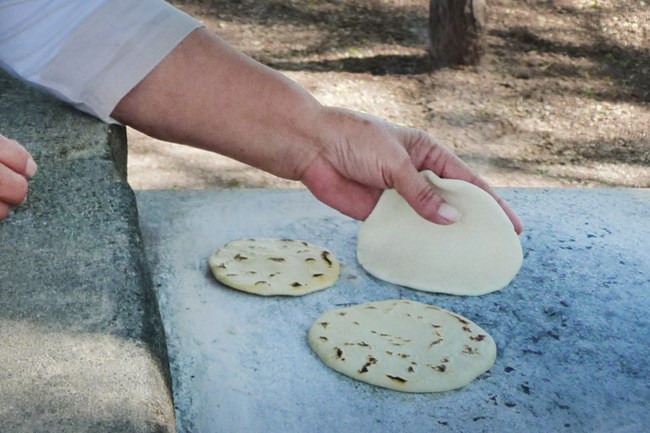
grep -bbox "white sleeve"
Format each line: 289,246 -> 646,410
0,0 -> 203,123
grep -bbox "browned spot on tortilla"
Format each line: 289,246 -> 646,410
321,251 -> 333,266
463,345 -> 479,355
449,313 -> 469,325
386,375 -> 407,384
358,356 -> 378,374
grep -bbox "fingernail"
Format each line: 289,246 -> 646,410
438,203 -> 460,222
25,157 -> 37,177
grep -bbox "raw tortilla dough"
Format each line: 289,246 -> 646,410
209,238 -> 340,296
357,171 -> 522,295
308,299 -> 496,393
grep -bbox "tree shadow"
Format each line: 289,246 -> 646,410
489,6 -> 650,106
463,152 -> 647,188
541,136 -> 650,168
178,0 -> 650,105
173,0 -> 429,64
266,54 -> 433,75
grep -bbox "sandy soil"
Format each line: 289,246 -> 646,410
127,0 -> 649,191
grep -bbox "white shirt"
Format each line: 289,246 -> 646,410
0,0 -> 203,123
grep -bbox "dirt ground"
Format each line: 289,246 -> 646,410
127,0 -> 649,190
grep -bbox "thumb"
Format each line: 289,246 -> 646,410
392,165 -> 460,225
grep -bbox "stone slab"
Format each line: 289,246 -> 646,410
136,187 -> 650,433
0,71 -> 175,432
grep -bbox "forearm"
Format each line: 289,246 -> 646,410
112,28 -> 323,180
112,27 -> 523,232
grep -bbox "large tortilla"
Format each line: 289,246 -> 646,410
357,171 -> 523,296
308,299 -> 497,392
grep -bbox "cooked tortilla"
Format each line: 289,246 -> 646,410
308,299 -> 496,392
209,238 -> 340,296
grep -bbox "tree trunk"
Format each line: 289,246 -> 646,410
429,0 -> 487,67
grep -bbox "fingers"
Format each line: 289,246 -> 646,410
0,201 -> 10,220
0,134 -> 37,221
0,163 -> 29,205
405,130 -> 523,234
479,185 -> 523,234
437,155 -> 523,234
0,135 -> 37,177
388,158 -> 460,225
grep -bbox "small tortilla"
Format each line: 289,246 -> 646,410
357,171 -> 523,296
308,299 -> 496,392
209,238 -> 340,296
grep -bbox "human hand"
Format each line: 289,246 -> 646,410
300,107 -> 523,234
110,30 -> 521,234
0,134 -> 37,220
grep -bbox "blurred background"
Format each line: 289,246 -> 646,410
127,0 -> 649,191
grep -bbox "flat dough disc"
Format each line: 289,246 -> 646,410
209,238 -> 340,296
308,299 -> 496,393
357,171 -> 523,296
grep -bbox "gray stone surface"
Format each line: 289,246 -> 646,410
136,187 -> 649,433
0,71 -> 175,432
